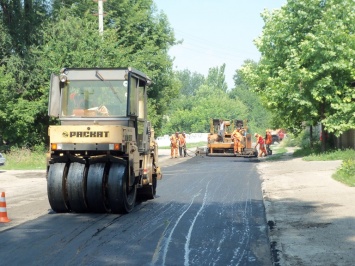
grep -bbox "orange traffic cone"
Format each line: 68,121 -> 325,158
0,192 -> 10,223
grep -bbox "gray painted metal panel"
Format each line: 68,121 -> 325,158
48,74 -> 60,117
66,69 -> 126,81
61,143 -> 111,151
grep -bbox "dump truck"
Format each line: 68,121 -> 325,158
47,67 -> 161,214
207,118 -> 257,157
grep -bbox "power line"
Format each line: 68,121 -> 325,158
172,28 -> 261,62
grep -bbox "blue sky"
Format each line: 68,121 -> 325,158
154,0 -> 286,89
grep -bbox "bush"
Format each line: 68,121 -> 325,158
279,133 -> 300,148
299,149 -> 355,187
333,159 -> 355,187
303,149 -> 355,161
2,147 -> 46,170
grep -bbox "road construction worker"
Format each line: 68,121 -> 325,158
218,119 -> 225,142
265,130 -> 272,155
231,128 -> 243,155
178,132 -> 187,157
254,133 -> 267,157
170,132 -> 179,158
278,130 -> 285,141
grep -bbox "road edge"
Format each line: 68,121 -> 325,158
262,187 -> 286,266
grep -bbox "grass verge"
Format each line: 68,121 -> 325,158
299,149 -> 355,187
267,140 -> 355,187
1,147 -> 46,170
265,145 -> 288,161
332,158 -> 355,187
294,148 -> 355,187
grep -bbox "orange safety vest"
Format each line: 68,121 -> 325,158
232,130 -> 242,141
178,134 -> 186,146
265,133 -> 272,145
257,135 -> 265,145
170,135 -> 178,147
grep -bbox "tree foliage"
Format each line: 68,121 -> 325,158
0,0 -> 50,55
0,0 -> 275,148
0,19 -> 11,59
175,69 -> 205,96
230,62 -> 272,135
161,64 -> 271,136
205,64 -> 228,93
0,0 -> 177,146
242,0 -> 355,139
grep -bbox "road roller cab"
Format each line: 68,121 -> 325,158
47,67 -> 161,214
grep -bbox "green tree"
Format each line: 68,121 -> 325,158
0,65 -> 15,140
175,69 -> 205,96
230,61 -> 272,135
0,0 -> 50,55
105,0 -> 179,133
243,0 -> 355,150
161,66 -> 249,135
0,0 -> 178,145
163,84 -> 248,134
0,19 -> 11,59
205,64 -> 228,92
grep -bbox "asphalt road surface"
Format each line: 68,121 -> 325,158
0,155 -> 272,265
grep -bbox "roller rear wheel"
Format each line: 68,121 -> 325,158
66,162 -> 88,212
86,163 -> 109,212
107,162 -> 136,214
47,163 -> 69,213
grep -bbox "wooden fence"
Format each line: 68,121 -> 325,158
335,129 -> 355,149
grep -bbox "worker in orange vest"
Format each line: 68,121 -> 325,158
265,130 -> 272,155
231,128 -> 243,155
218,119 -> 225,142
178,132 -> 187,157
278,130 -> 285,141
254,133 -> 267,157
170,132 -> 179,158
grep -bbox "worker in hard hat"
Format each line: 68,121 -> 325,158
231,128 -> 243,155
178,132 -> 187,157
218,119 -> 225,142
254,133 -> 267,157
265,129 -> 273,155
170,132 -> 179,158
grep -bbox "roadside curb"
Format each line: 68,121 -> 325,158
261,148 -> 294,266
262,186 -> 286,266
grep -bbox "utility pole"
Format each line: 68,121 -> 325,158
94,0 -> 106,36
98,0 -> 104,36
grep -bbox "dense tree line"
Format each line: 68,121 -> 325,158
0,0 -> 178,147
2,0 -> 351,152
241,0 -> 355,150
161,64 -> 272,136
0,0 -> 272,150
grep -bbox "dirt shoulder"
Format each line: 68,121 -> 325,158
0,170 -> 49,231
257,151 -> 355,266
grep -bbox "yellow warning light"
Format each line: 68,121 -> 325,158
51,143 -> 57,150
114,143 -> 120,150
